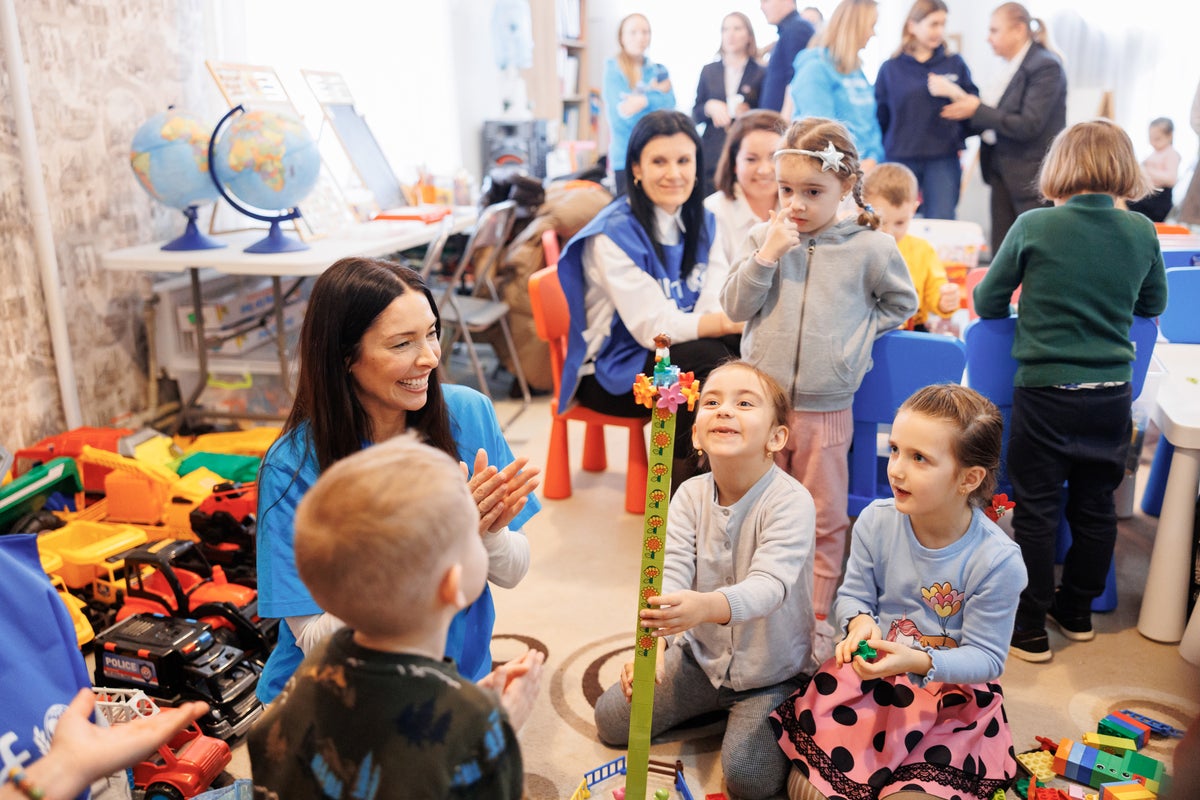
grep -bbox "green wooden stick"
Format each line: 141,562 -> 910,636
626,404 -> 675,799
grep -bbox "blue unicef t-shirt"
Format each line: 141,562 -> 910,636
256,384 -> 539,702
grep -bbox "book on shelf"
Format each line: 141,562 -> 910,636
557,0 -> 581,40
561,54 -> 580,98
563,105 -> 581,142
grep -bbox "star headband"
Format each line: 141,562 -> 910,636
774,141 -> 847,173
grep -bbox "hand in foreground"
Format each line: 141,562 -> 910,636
756,209 -> 801,263
847,638 -> 933,681
940,94 -> 981,121
5,689 -> 208,800
478,648 -> 546,731
641,590 -> 730,638
937,282 -> 961,314
619,646 -> 666,701
834,614 -> 882,666
463,449 -> 542,534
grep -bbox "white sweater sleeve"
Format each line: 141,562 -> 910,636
483,526 -> 531,589
287,612 -> 345,655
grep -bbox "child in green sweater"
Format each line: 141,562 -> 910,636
974,119 -> 1168,663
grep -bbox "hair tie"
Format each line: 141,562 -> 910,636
774,141 -> 847,173
863,203 -> 876,215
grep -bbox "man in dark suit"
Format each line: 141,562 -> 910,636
759,0 -> 815,113
938,5 -> 1067,253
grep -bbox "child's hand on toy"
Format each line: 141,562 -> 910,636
835,614 -> 881,666
755,209 -> 801,264
463,450 -> 541,534
641,590 -> 731,637
937,282 -> 960,314
479,648 -> 546,731
847,639 -> 932,681
619,646 -> 666,701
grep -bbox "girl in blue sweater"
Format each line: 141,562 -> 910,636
773,384 -> 1026,800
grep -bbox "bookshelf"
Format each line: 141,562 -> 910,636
526,0 -> 597,160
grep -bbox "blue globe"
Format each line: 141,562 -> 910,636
130,110 -> 220,210
210,109 -> 320,213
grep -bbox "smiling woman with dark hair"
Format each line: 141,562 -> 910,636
557,110 -> 742,484
255,257 -> 541,704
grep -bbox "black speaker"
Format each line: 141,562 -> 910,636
482,120 -> 550,178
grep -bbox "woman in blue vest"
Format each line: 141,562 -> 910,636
557,110 -> 742,484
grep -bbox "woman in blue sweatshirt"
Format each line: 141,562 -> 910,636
875,0 -> 978,219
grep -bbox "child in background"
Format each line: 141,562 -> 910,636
863,162 -> 960,331
1128,117 -> 1181,222
974,119 -> 1167,663
594,360 -> 818,800
774,384 -> 1026,800
721,117 -> 917,642
249,435 -> 545,799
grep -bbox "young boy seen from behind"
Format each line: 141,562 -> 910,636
863,162 -> 959,332
248,435 -> 543,799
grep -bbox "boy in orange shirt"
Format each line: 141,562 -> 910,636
863,163 -> 959,331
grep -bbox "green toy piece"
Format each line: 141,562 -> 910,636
654,790 -> 670,800
854,640 -> 877,660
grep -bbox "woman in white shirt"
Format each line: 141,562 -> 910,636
556,111 -> 742,483
704,109 -> 787,264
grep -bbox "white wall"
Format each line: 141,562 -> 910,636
231,1 -> 1198,223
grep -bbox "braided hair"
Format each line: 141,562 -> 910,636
778,117 -> 880,229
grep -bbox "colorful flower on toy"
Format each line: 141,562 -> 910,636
633,374 -> 656,409
656,383 -> 685,412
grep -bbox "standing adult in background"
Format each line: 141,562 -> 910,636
875,0 -> 979,219
1178,79 -> 1200,227
760,0 -> 816,113
705,109 -> 787,264
693,12 -> 766,197
786,0 -> 885,168
801,6 -> 824,33
936,2 -> 1066,252
603,13 -> 675,196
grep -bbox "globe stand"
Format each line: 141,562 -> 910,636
161,205 -> 227,251
208,104 -> 312,254
244,215 -> 309,254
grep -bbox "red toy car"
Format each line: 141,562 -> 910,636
133,723 -> 231,800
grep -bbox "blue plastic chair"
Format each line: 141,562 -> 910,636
848,331 -> 967,516
963,315 -> 1158,612
1158,267 -> 1200,344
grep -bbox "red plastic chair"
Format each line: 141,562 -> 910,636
965,267 -> 1020,319
528,263 -> 648,514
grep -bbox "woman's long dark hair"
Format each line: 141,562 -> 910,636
284,257 -> 456,471
624,110 -> 708,282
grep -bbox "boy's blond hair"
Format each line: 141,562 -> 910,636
862,162 -> 919,208
1038,118 -> 1153,202
294,434 -> 477,639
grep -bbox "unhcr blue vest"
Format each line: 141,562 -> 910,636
557,199 -> 714,412
0,535 -> 92,799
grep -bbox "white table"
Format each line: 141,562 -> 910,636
102,213 -> 475,422
1137,364 -> 1200,664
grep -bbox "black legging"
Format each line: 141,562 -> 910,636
576,334 -> 742,457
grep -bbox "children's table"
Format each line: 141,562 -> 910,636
1137,369 -> 1200,664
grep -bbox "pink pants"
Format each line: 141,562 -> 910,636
775,408 -> 852,618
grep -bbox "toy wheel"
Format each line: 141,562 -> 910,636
144,782 -> 184,800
